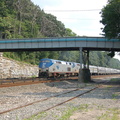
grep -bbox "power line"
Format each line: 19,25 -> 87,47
57,18 -> 99,20
44,9 -> 101,12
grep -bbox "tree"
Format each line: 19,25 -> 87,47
108,58 -> 120,69
65,28 -> 77,36
100,0 -> 120,39
39,13 -> 66,37
58,51 -> 79,62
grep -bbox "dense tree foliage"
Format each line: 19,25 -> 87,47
0,0 -> 120,69
100,0 -> 120,39
0,0 -> 75,64
89,51 -> 120,69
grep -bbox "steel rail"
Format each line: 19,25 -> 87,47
26,86 -> 100,119
0,80 -> 108,119
0,74 -> 119,87
0,88 -> 82,115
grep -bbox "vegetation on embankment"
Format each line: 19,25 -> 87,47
0,0 -> 120,69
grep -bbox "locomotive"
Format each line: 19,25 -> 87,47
39,58 -> 120,78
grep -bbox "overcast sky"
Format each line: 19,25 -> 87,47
31,0 -> 108,37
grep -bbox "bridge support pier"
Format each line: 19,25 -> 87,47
78,48 -> 91,83
78,69 -> 91,83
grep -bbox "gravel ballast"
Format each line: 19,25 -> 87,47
0,76 -> 120,120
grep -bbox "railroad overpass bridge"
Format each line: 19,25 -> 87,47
0,37 -> 120,82
0,37 -> 120,52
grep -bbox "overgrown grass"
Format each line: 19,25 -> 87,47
24,104 -> 89,120
58,104 -> 89,120
110,78 -> 120,82
112,93 -> 119,100
97,108 -> 120,120
24,112 -> 47,120
23,104 -> 120,120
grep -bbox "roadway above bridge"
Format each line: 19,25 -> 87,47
0,37 -> 120,52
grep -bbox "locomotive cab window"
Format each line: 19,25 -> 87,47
56,61 -> 61,64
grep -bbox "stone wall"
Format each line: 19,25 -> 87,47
0,54 -> 39,79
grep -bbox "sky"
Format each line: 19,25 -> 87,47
31,0 -> 120,61
31,0 -> 108,37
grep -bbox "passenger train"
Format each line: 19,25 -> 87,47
39,58 -> 120,78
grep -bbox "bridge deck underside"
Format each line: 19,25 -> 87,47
0,37 -> 119,52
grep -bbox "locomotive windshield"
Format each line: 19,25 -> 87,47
39,58 -> 53,68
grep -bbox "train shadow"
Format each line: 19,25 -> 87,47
22,77 -> 120,100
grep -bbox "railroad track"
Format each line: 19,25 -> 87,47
0,74 -> 119,88
0,81 -> 107,119
0,77 -> 69,88
0,88 -> 81,115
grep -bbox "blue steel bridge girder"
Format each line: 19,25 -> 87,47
0,37 -> 119,52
